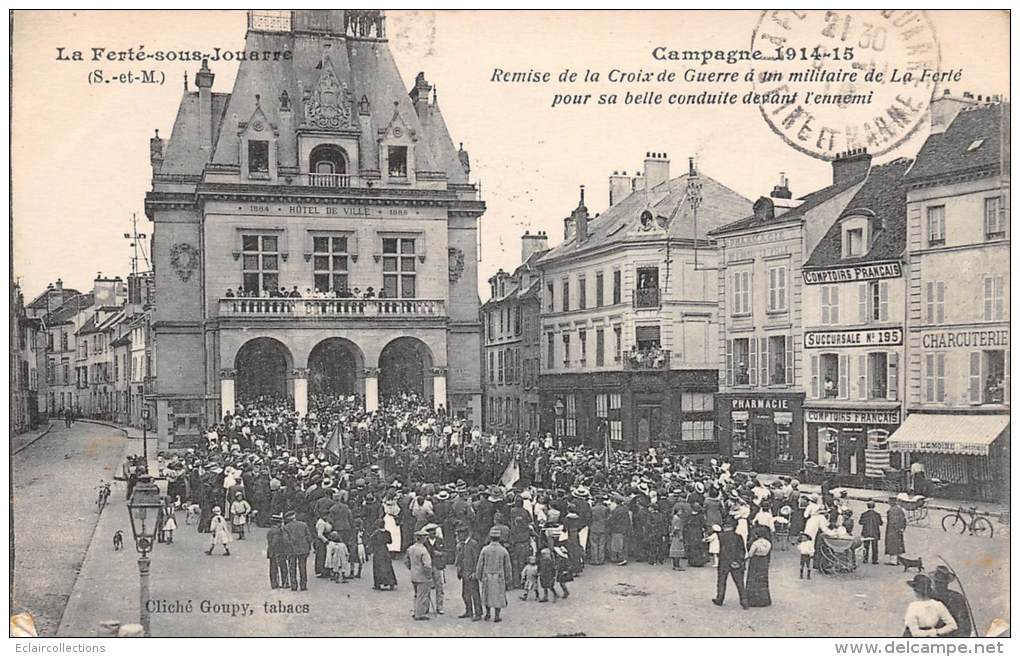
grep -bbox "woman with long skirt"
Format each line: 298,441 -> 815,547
369,519 -> 398,590
745,526 -> 773,607
684,503 -> 709,567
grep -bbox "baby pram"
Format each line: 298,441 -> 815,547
816,534 -> 862,574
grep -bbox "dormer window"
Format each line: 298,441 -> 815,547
310,144 -> 347,175
248,140 -> 270,175
840,213 -> 872,259
388,146 -> 408,177
846,227 -> 864,256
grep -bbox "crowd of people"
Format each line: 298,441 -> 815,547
150,392 -> 974,633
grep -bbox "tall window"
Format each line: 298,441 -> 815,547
61,332 -> 68,352
514,306 -> 522,336
970,350 -> 1007,404
247,140 -> 269,175
242,234 -> 279,295
985,197 -> 1005,239
387,145 -> 408,177
578,329 -> 587,364
578,275 -> 587,309
733,270 -> 752,315
562,333 -> 571,368
382,237 -> 416,298
547,332 -> 555,369
859,352 -> 896,400
731,338 -> 750,385
564,394 -> 577,438
613,326 -> 622,363
312,236 -> 349,294
595,271 -> 605,307
926,281 -> 945,323
983,275 -> 1005,321
821,285 -> 840,324
845,227 -> 865,257
595,328 -> 605,366
546,282 -> 555,312
561,279 -> 570,312
635,267 -> 659,308
596,393 -> 622,442
813,353 -> 846,399
767,265 -> 787,312
612,270 -> 622,304
768,334 -> 791,384
924,353 -> 947,402
926,205 -> 945,246
859,280 -> 889,322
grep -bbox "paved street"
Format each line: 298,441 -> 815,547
12,422 -> 127,637
52,476 -> 1009,637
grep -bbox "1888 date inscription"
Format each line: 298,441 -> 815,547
752,10 -> 941,160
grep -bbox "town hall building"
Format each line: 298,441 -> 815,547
145,10 -> 485,445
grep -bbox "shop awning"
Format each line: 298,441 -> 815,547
887,413 -> 1009,456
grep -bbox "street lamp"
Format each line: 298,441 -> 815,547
126,476 -> 162,636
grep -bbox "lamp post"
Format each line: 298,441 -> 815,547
126,475 -> 162,637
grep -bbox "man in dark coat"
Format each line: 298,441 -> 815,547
282,510 -> 313,591
507,498 -> 533,588
931,566 -> 973,637
859,501 -> 883,565
424,524 -> 448,615
454,524 -> 483,620
266,513 -> 289,589
329,495 -> 356,578
608,498 -> 632,565
712,520 -> 748,609
885,499 -> 907,564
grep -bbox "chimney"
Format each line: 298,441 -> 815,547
770,172 -> 792,199
632,171 -> 645,192
48,279 -> 64,312
929,89 -> 979,135
573,186 -> 590,243
643,152 -> 670,190
195,59 -> 215,154
831,147 -> 872,185
521,230 -> 549,263
409,72 -> 432,118
752,196 -> 775,224
149,129 -> 164,175
609,170 -> 632,206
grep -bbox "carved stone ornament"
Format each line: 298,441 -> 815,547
169,243 -> 200,282
448,247 -> 466,282
304,46 -> 353,129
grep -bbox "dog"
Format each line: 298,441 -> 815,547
184,503 -> 202,525
113,530 -> 124,551
898,555 -> 924,572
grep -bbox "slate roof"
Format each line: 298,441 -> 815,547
540,173 -> 752,263
160,20 -> 467,184
904,103 -> 1008,183
26,287 -> 81,312
710,174 -> 866,236
804,158 -> 913,269
42,293 -> 94,326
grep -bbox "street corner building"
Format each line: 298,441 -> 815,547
535,155 -> 754,453
144,10 -> 486,447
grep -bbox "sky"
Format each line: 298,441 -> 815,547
10,10 -> 1009,300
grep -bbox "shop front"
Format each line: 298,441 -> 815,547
715,392 -> 804,474
803,404 -> 900,487
888,412 -> 1010,502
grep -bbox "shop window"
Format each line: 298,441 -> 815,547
731,412 -> 749,458
596,392 -> 623,442
818,427 -> 838,472
859,281 -> 889,322
970,350 -> 1007,405
924,353 -> 947,403
925,281 -> 945,324
775,419 -> 792,461
731,338 -> 750,385
387,146 -> 408,177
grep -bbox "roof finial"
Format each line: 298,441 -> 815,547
255,94 -> 261,108
184,70 -> 188,91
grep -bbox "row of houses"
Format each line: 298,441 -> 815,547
481,92 -> 1009,500
13,272 -> 155,432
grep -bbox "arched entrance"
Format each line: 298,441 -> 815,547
308,338 -> 364,398
378,337 -> 433,400
234,337 -> 293,400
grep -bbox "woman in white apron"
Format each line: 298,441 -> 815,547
382,493 -> 402,553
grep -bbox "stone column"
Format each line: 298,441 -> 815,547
219,369 -> 236,419
364,368 -> 379,412
292,368 -> 309,416
431,366 -> 448,412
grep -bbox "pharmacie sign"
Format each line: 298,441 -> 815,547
804,327 -> 903,348
803,261 -> 902,285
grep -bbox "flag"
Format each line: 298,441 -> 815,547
499,457 -> 520,488
600,420 -> 612,471
325,423 -> 343,462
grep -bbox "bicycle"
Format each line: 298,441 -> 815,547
97,481 -> 112,514
941,506 -> 994,538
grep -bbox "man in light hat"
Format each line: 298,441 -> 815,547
423,523 -> 447,614
406,529 -> 434,621
475,526 -> 513,622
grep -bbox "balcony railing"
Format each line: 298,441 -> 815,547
633,287 -> 661,309
218,297 -> 447,319
623,348 -> 671,370
305,173 -> 355,188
